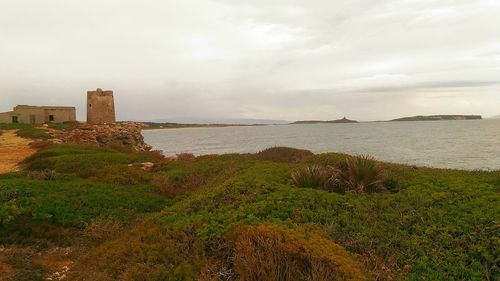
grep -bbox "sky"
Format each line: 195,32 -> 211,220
1,0 -> 500,122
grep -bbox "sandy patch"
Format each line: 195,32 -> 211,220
0,130 -> 36,174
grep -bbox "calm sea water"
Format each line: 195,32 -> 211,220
143,120 -> 500,170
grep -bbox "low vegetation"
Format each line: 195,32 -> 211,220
0,123 -> 50,139
46,121 -> 80,131
225,223 -> 366,281
15,127 -> 50,139
0,123 -> 34,130
176,152 -> 196,161
292,155 -> 388,193
291,165 -> 330,188
256,146 -> 314,163
0,144 -> 498,280
22,144 -> 152,177
92,165 -> 152,185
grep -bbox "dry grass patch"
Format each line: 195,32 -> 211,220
225,223 -> 366,281
68,222 -> 205,281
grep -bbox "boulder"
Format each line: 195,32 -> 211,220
128,162 -> 156,170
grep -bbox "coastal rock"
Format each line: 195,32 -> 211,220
49,122 -> 152,151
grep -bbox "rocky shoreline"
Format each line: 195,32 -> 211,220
48,122 -> 152,151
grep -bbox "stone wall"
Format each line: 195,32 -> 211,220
0,106 -> 76,124
87,88 -> 116,124
0,111 -> 13,123
12,106 -> 45,124
43,108 -> 76,123
49,122 -> 151,151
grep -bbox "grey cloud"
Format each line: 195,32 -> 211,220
1,0 -> 500,121
354,80 -> 500,94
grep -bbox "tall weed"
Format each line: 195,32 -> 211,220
292,156 -> 388,194
344,155 -> 386,193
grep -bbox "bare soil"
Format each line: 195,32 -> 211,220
0,130 -> 36,174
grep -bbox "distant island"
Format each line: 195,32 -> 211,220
142,115 -> 484,129
141,122 -> 267,129
291,117 -> 358,124
390,115 -> 482,122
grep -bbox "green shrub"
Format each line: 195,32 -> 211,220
152,172 -> 204,198
26,169 -> 69,181
383,177 -> 399,193
0,124 -> 49,140
343,155 -> 386,193
291,165 -> 329,188
0,123 -> 33,130
0,200 -> 27,226
152,153 -> 250,198
294,156 -> 388,194
291,165 -> 348,193
92,165 -> 152,185
24,144 -> 114,163
68,222 -> 205,281
47,121 -> 80,130
177,152 -> 196,161
16,127 -> 50,139
137,150 -> 165,161
256,147 -> 314,163
0,177 -> 168,228
23,144 -> 150,177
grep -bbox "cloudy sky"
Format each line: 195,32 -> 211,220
1,0 -> 500,122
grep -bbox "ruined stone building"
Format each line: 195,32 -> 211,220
87,88 -> 116,124
0,105 -> 76,124
0,88 -> 117,125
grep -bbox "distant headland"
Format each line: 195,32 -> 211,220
390,115 -> 482,122
141,115 -> 485,129
290,115 -> 483,125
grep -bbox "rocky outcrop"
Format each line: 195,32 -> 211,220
291,117 -> 358,124
49,122 -> 152,151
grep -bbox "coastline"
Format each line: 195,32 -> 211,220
141,123 -> 271,130
0,124 -> 498,280
142,117 -> 486,131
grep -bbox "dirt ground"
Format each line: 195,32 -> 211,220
0,130 -> 36,174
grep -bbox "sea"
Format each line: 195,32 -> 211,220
143,119 -> 500,170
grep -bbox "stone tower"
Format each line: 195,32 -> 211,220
87,88 -> 116,124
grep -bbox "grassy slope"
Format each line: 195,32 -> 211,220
0,145 -> 498,280
0,123 -> 50,139
22,144 -> 152,177
156,158 -> 499,280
